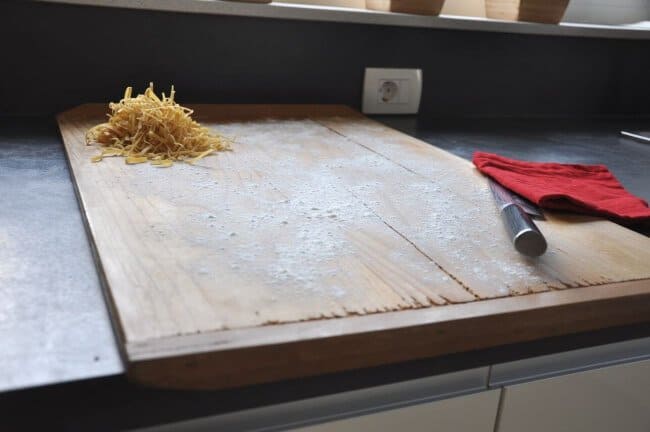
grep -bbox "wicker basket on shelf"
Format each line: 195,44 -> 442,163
485,0 -> 570,24
366,0 -> 446,15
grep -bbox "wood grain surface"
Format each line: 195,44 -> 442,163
365,0 -> 445,15
57,104 -> 650,389
485,0 -> 570,24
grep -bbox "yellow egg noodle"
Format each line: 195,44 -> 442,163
86,83 -> 231,167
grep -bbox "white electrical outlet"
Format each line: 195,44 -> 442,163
362,68 -> 422,114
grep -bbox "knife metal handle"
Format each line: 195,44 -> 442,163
500,203 -> 547,257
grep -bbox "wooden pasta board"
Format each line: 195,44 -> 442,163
57,104 -> 650,390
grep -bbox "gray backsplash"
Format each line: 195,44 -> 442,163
1,1 -> 649,118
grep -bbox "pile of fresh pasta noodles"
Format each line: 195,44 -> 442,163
86,83 -> 231,167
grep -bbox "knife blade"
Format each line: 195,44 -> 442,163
488,179 -> 547,257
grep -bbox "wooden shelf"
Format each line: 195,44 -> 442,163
37,0 -> 650,40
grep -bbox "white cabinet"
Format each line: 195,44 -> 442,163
291,390 -> 501,432
497,359 -> 650,432
135,367 -> 492,432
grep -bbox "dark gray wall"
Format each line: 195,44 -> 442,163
1,1 -> 649,118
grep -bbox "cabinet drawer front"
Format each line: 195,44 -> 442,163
498,358 -> 650,432
292,390 -> 500,432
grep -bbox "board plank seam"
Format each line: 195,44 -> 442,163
315,118 -> 454,176
313,118 -> 484,301
344,184 -> 480,302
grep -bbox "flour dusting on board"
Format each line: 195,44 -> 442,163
318,117 -> 556,296
100,116 -> 560,333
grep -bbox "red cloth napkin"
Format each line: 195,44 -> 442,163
473,151 -> 650,223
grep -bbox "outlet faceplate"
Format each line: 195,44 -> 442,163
362,68 -> 422,114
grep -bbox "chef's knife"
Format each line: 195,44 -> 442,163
488,179 -> 547,257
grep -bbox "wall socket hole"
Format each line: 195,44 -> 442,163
379,80 -> 399,103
